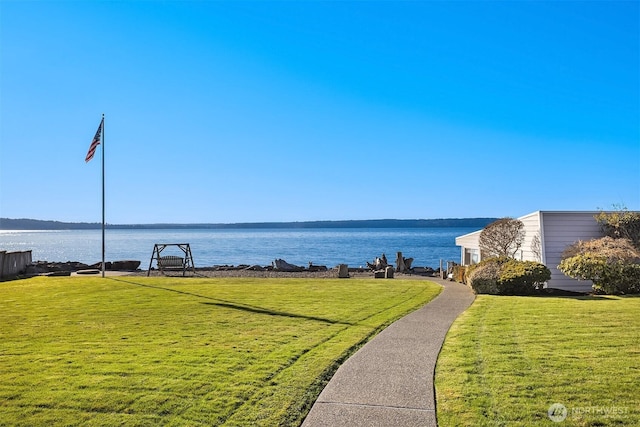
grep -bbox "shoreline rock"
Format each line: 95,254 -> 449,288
24,260 -> 141,275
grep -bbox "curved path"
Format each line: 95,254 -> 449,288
302,278 -> 475,427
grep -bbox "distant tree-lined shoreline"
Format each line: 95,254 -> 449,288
0,217 -> 496,230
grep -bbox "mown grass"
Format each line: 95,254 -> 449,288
0,276 -> 440,426
435,294 -> 640,426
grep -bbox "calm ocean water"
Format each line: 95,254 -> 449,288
0,227 -> 475,269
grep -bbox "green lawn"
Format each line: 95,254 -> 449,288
435,294 -> 640,426
0,276 -> 441,426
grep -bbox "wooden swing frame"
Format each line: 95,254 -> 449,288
147,243 -> 195,276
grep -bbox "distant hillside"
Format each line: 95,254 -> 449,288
1,218 -> 102,230
0,217 -> 496,230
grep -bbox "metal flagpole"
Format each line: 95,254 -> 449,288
101,113 -> 105,278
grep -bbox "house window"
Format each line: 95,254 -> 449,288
464,248 -> 479,265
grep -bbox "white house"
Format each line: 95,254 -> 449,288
455,211 -> 610,292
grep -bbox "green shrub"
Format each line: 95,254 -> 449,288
465,263 -> 478,283
558,237 -> 640,295
465,260 -> 500,294
600,262 -> 640,294
558,253 -> 640,295
452,265 -> 467,283
465,257 -> 551,295
465,257 -> 510,294
497,259 -> 551,295
595,208 -> 640,250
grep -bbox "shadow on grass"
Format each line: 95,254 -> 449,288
201,302 -> 353,325
109,277 -> 353,325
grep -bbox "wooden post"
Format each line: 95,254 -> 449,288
337,264 -> 349,278
396,251 -> 405,273
385,266 -> 394,279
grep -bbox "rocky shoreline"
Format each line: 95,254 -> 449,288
24,260 -> 142,276
21,260 -> 442,279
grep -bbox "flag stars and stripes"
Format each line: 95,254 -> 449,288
85,118 -> 103,162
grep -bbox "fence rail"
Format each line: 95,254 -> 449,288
0,250 -> 32,279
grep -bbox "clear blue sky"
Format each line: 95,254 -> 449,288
1,1 -> 638,224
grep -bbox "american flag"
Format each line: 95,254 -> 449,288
85,118 -> 103,162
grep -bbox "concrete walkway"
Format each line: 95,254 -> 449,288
302,278 -> 475,427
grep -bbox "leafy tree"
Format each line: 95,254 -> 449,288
479,218 -> 526,258
594,207 -> 640,250
530,232 -> 542,262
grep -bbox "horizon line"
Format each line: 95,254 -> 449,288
0,217 -> 497,230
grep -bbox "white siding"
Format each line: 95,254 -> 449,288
454,210 -> 616,292
455,230 -> 481,265
540,211 -> 603,292
455,215 -> 543,264
517,211 -> 543,262
455,230 -> 481,251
